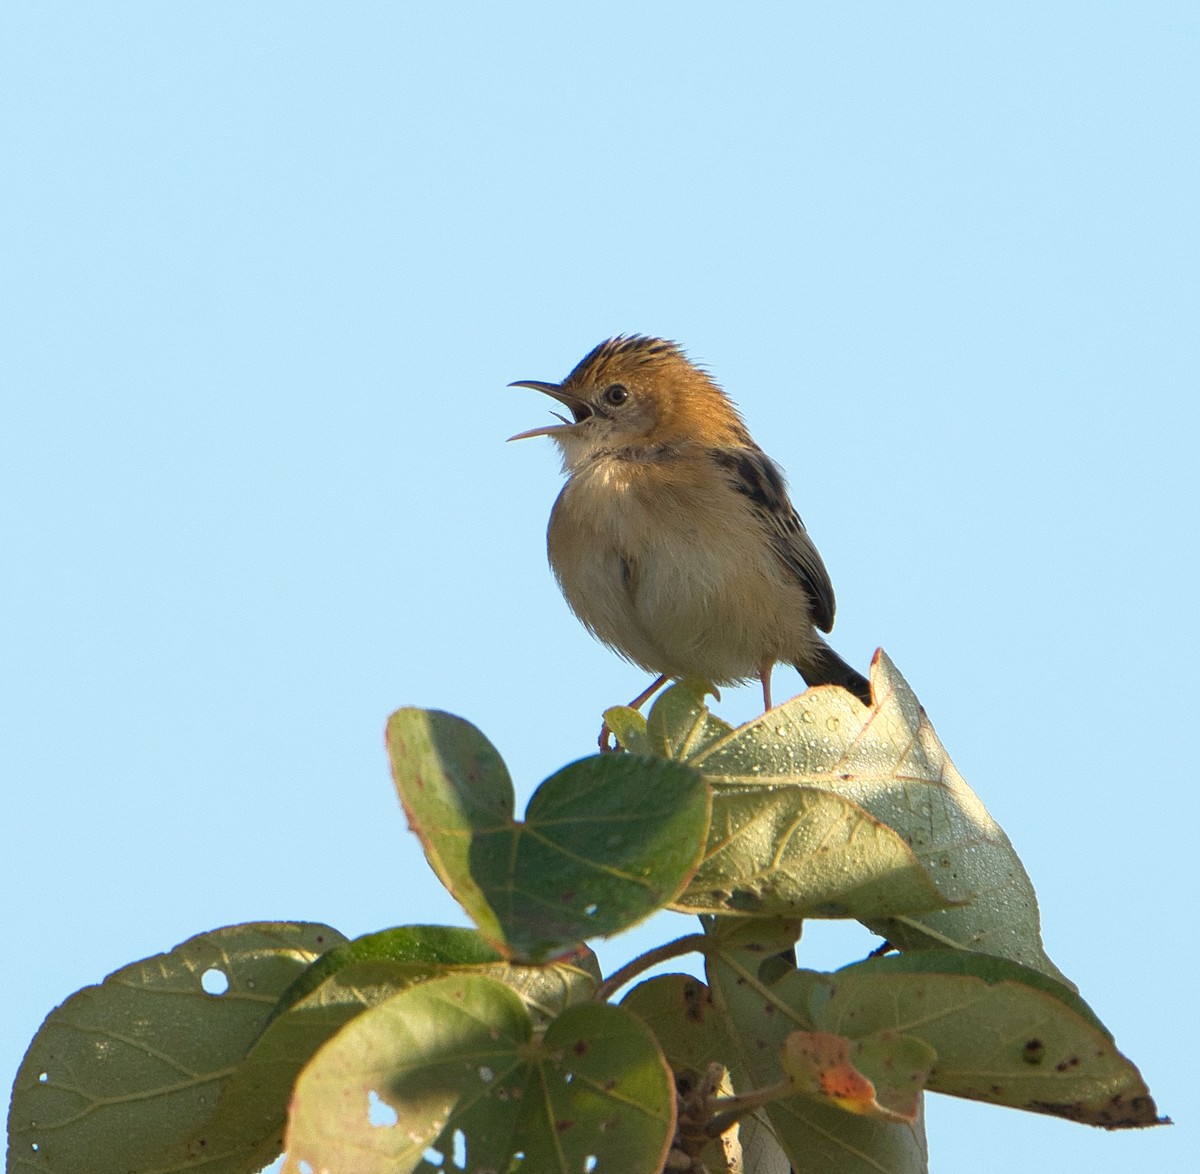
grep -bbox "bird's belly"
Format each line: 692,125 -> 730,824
552,515 -> 801,685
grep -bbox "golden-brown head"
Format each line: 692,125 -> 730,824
509,335 -> 751,468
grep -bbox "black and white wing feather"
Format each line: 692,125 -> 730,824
709,445 -> 837,632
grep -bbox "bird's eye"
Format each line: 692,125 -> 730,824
603,383 -> 630,406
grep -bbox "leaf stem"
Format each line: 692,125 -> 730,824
593,933 -> 710,1001
705,1080 -> 795,1136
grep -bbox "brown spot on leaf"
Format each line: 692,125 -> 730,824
682,980 -> 708,1023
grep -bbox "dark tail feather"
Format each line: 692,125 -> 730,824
796,642 -> 872,706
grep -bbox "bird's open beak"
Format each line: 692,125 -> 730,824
507,380 -> 593,442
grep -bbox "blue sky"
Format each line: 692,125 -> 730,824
3,3 -> 1195,1169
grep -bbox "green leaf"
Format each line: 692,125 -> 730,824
191,927 -> 601,1170
706,940 -> 929,1174
6,922 -> 344,1174
779,1029 -> 934,1124
602,705 -> 652,755
654,654 -> 1069,982
646,682 -> 733,759
387,709 -> 711,960
804,951 -> 1166,1128
674,782 -> 955,920
621,974 -> 786,1174
271,924 -> 600,1025
282,973 -> 675,1174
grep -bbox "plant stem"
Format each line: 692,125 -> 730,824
593,933 -> 710,1001
705,1080 -> 795,1137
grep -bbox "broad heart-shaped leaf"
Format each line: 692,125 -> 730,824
779,1030 -> 934,1124
797,951 -> 1166,1128
641,682 -> 955,922
387,708 -> 710,960
705,941 -> 929,1174
282,973 -> 675,1174
192,927 -> 602,1171
7,922 -> 344,1174
649,654 -> 1068,983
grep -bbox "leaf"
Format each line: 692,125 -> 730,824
674,782 -> 956,920
602,705 -> 652,755
271,925 -> 601,1026
804,951 -> 1167,1128
653,655 -> 1069,982
646,682 -> 734,759
621,973 -> 791,1174
780,1030 -> 934,1123
706,940 -> 929,1174
622,975 -> 743,1173
387,709 -> 711,960
191,927 -> 601,1169
282,973 -> 675,1174
6,922 -> 344,1174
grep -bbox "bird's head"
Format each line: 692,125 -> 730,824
509,335 -> 749,467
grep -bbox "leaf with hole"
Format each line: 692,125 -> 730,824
191,926 -> 600,1169
282,973 -> 675,1174
6,922 -> 343,1174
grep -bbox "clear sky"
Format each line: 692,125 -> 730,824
3,3 -> 1195,1170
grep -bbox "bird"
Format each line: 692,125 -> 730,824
508,335 -> 870,739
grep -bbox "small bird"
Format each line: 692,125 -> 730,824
509,336 -> 870,733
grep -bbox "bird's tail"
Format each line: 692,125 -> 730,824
795,641 -> 872,706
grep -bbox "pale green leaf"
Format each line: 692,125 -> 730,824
6,922 -> 344,1174
659,654 -> 1068,982
282,974 -> 675,1174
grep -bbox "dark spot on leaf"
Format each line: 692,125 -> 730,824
682,980 -> 707,1023
1022,1039 -> 1045,1065
1055,1056 -> 1081,1071
556,1119 -> 575,1133
573,1039 -> 588,1056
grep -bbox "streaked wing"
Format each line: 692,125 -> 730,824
709,445 -> 837,632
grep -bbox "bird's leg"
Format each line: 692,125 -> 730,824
599,674 -> 669,752
628,673 -> 670,712
759,663 -> 774,712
